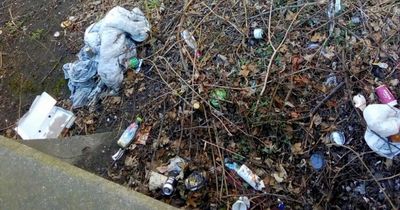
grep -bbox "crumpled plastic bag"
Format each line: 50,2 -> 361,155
364,129 -> 400,159
63,6 -> 150,108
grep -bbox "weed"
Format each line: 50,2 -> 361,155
147,0 -> 161,10
30,29 -> 45,40
5,21 -> 23,35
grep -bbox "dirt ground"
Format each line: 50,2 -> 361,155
2,0 -> 400,209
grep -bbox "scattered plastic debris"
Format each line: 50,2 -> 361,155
112,117 -> 143,161
375,85 -> 397,106
184,171 -> 206,191
330,131 -> 345,145
324,73 -> 338,87
354,182 -> 366,195
53,31 -> 61,38
253,28 -> 264,39
351,16 -> 361,24
372,62 -> 389,69
225,159 -> 265,191
310,153 -> 325,170
181,30 -> 201,58
334,0 -> 342,14
353,94 -> 400,158
232,196 -> 250,210
127,57 -> 143,72
156,156 -> 187,179
210,89 -> 227,109
278,199 -> 285,210
15,92 -> 76,140
149,171 -> 168,191
307,43 -> 320,50
63,6 -> 150,108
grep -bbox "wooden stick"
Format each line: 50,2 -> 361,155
310,81 -> 345,116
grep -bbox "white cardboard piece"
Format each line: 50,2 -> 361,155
15,92 -> 76,140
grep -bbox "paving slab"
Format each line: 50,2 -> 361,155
0,136 -> 177,210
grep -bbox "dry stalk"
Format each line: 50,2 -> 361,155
253,5 -> 306,116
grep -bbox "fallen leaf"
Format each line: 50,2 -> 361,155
311,33 -> 326,42
272,164 -> 287,183
291,142 -> 303,155
321,47 -> 335,60
135,125 -> 152,145
110,96 -> 122,105
239,64 -> 258,77
291,55 -> 304,71
304,54 -> 314,62
313,114 -> 322,126
293,75 -> 310,86
290,111 -> 300,119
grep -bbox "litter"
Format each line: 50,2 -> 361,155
353,94 -> 400,158
375,85 -> 397,106
63,6 -> 150,108
156,156 -> 187,179
253,28 -> 264,39
53,31 -> 61,38
225,159 -> 265,191
351,16 -> 361,24
210,89 -> 227,109
372,62 -> 389,69
310,153 -> 325,170
148,171 -> 168,191
307,43 -> 320,50
278,199 -> 285,210
184,171 -> 206,191
330,131 -> 345,145
162,175 -> 177,196
112,117 -> 143,161
324,73 -> 338,87
127,57 -> 143,72
181,30 -> 201,58
232,196 -> 250,210
334,0 -> 342,14
15,92 -> 75,140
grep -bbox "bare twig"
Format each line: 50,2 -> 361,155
330,144 -> 397,209
253,5 -> 306,115
309,81 -> 345,116
40,56 -> 64,83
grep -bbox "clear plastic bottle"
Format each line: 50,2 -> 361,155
112,117 -> 143,160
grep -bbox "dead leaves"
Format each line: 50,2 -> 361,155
291,142 -> 304,155
272,164 -> 287,183
239,64 -> 258,78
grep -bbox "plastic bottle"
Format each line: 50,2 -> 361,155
112,117 -> 143,160
181,30 -> 201,58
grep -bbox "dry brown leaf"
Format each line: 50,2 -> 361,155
135,125 -> 152,145
291,142 -> 303,155
290,111 -> 300,119
291,55 -> 304,71
311,33 -> 325,42
110,96 -> 122,105
272,164 -> 287,183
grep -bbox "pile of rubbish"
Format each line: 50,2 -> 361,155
63,6 -> 150,108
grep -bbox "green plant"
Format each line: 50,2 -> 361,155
30,29 -> 45,40
147,0 -> 161,10
5,21 -> 23,35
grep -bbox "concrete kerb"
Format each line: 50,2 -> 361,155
0,136 -> 178,210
